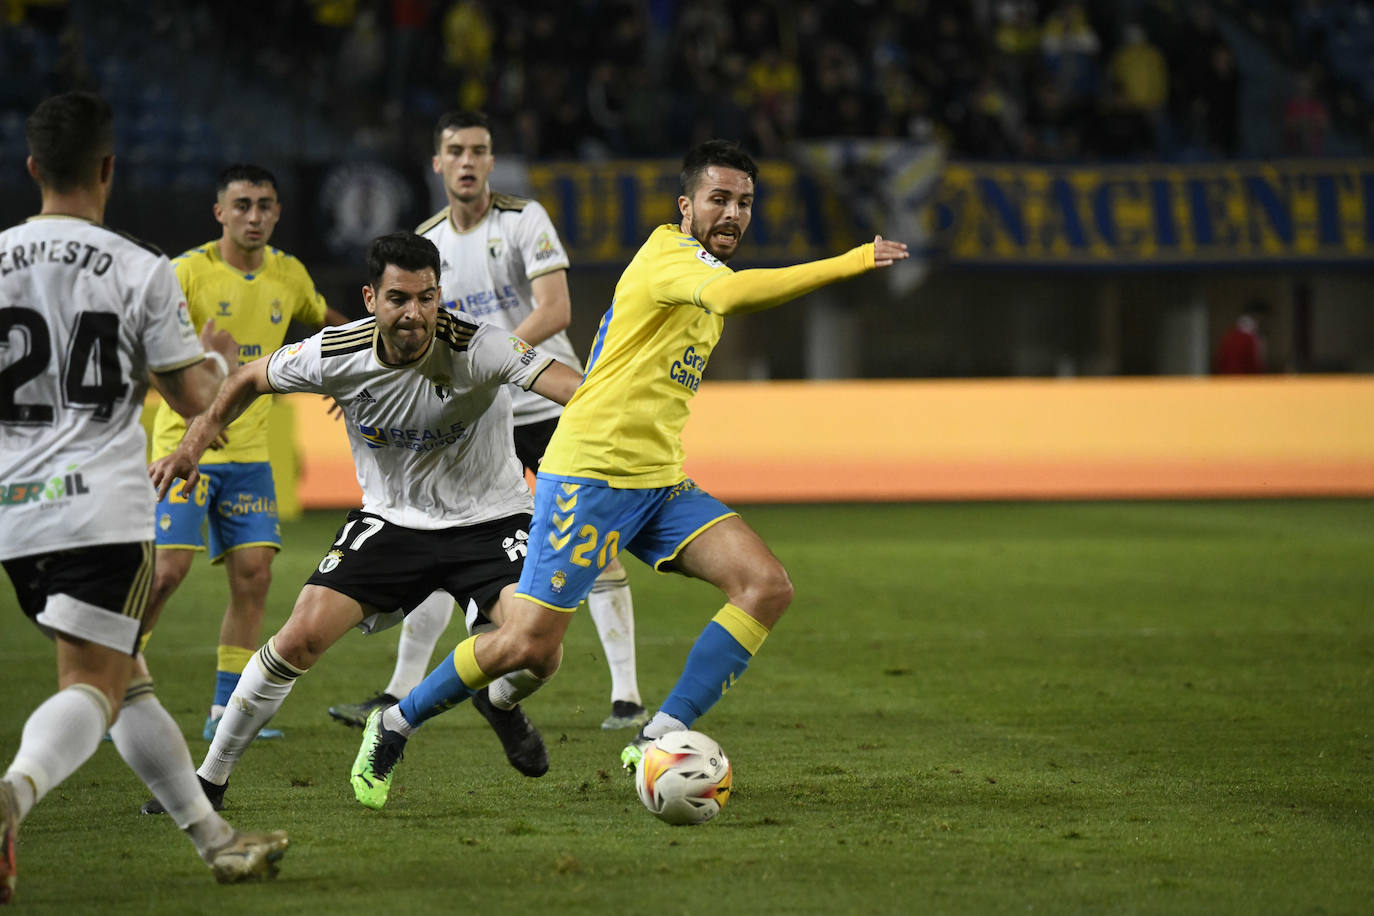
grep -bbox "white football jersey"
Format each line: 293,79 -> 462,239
418,193 -> 580,425
0,215 -> 203,559
266,310 -> 554,530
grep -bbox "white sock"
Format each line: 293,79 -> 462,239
381,704 -> 416,738
108,678 -> 214,829
385,590 -> 454,698
642,712 -> 687,741
187,815 -> 236,862
4,684 -> 111,822
467,612 -> 557,711
487,667 -> 555,710
198,640 -> 303,786
587,567 -> 640,705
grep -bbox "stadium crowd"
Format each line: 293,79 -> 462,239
2,0 -> 1371,173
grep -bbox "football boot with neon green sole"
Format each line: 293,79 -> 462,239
620,727 -> 652,775
351,708 -> 407,809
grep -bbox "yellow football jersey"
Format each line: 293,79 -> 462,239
541,224 -> 730,487
542,223 -> 875,488
151,242 -> 327,463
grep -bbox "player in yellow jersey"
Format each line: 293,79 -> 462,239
347,139 -> 909,788
146,164 -> 348,747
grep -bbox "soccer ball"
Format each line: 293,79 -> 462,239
634,730 -> 732,826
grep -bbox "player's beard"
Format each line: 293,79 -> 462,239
691,216 -> 741,262
384,322 -> 434,364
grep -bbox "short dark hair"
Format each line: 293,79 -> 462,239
26,91 -> 114,192
433,110 -> 492,152
216,163 -> 278,196
680,139 -> 758,197
367,231 -> 441,288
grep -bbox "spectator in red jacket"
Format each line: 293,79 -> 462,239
1215,300 -> 1270,374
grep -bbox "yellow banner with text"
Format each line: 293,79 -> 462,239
933,160 -> 1374,266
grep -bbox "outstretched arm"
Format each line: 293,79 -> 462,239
149,318 -> 238,418
148,357 -> 273,499
698,236 -> 909,316
528,358 -> 584,406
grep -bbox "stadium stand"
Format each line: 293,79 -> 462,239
3,1 -> 1370,169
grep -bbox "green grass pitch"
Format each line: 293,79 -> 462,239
2,501 -> 1371,914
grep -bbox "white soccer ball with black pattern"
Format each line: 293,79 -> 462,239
634,730 -> 733,825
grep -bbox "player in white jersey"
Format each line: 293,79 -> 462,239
328,110 -> 649,736
145,232 -> 583,811
0,92 -> 288,902
329,111 -> 645,736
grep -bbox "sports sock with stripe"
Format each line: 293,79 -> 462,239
659,603 -> 770,728
398,635 -> 493,728
198,638 -> 303,785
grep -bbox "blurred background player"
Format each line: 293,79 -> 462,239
144,232 -> 584,813
347,139 -> 909,791
146,165 -> 348,742
0,92 -> 288,900
328,110 -> 648,733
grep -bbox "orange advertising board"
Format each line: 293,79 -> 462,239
286,377 -> 1374,505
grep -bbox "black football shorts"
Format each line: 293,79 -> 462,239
305,510 -> 532,619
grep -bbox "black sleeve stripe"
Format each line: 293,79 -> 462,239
321,339 -> 373,357
415,207 -> 450,234
523,359 -> 553,391
323,319 -> 376,339
490,191 -> 530,211
323,326 -> 375,343
434,312 -> 475,351
320,321 -> 376,356
439,310 -> 480,334
321,330 -> 375,348
97,224 -> 164,257
263,355 -> 286,393
436,325 -> 474,351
